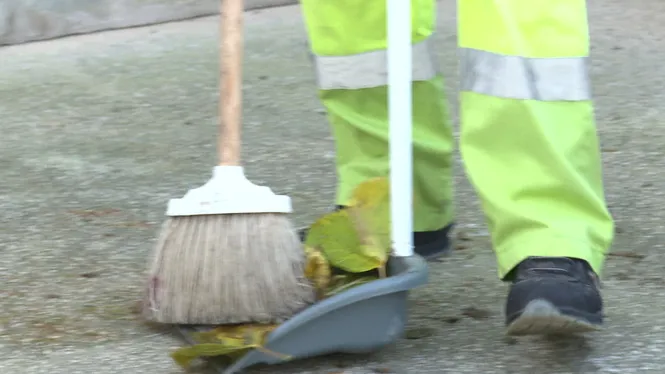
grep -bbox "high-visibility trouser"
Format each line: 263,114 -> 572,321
301,0 -> 614,278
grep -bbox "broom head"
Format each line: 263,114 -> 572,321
143,166 -> 316,324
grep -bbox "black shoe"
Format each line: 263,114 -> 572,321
505,256 -> 603,336
413,225 -> 453,260
297,205 -> 453,260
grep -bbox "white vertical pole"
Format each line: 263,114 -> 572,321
387,0 -> 414,257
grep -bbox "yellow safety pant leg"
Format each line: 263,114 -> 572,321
458,0 -> 614,278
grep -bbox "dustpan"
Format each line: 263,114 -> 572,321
175,0 -> 429,371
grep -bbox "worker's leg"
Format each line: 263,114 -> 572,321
300,0 -> 455,257
458,0 -> 614,334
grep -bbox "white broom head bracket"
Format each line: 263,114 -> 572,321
166,166 -> 292,216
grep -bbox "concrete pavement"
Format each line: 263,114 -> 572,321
1,2 -> 665,373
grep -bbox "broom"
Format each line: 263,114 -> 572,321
143,0 -> 315,325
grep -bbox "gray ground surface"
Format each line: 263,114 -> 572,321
1,2 -> 665,373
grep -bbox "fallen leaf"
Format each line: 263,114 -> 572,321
324,275 -> 377,297
171,343 -> 247,369
304,246 -> 332,299
345,177 -> 391,252
305,178 -> 392,277
305,210 -> 386,274
346,178 -> 393,277
172,324 -> 289,369
191,324 -> 278,345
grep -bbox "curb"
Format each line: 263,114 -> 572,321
0,0 -> 299,46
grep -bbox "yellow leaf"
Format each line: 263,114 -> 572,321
173,324 -> 289,368
170,343 -> 250,369
305,210 -> 384,273
348,177 -> 392,277
346,177 -> 390,208
304,246 -> 332,299
345,177 -> 392,252
346,177 -> 391,278
325,275 -> 378,297
192,324 -> 278,345
327,274 -> 351,288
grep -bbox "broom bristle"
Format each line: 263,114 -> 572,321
143,213 -> 316,325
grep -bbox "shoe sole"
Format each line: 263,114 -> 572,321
506,299 -> 602,336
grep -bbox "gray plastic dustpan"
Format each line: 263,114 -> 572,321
175,254 -> 428,373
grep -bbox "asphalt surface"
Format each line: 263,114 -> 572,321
2,1 -> 665,373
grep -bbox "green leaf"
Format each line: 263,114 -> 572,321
305,210 -> 383,273
304,177 -> 393,275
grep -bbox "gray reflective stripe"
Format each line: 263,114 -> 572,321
460,48 -> 591,101
314,38 -> 438,90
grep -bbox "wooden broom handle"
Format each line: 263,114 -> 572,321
218,0 -> 243,166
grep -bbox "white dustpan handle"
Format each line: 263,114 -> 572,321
387,0 -> 414,257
